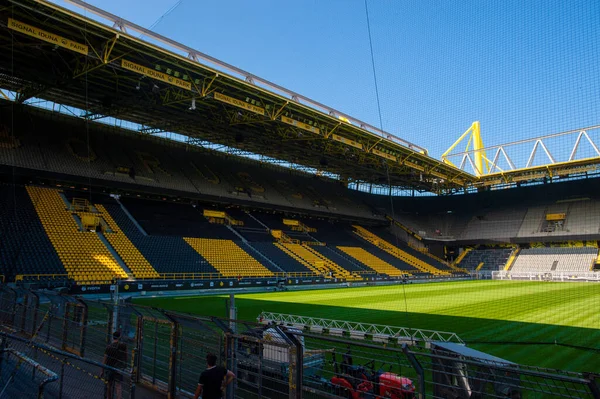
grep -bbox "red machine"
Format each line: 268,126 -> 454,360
378,372 -> 416,399
330,351 -> 415,399
331,374 -> 373,398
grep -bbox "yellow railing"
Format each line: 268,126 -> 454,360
271,230 -> 300,244
146,272 -> 223,281
504,248 -> 520,271
386,215 -> 423,241
301,241 -> 326,246
138,271 -> 323,281
15,274 -> 69,281
70,198 -> 91,212
274,272 -> 327,278
15,273 -> 127,285
453,248 -> 472,266
12,270 -> 378,284
475,262 -> 484,272
13,272 -> 328,283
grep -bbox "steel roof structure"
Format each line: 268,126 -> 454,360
0,0 -> 598,194
0,0 -> 477,194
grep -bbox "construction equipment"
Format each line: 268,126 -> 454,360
324,350 -> 416,399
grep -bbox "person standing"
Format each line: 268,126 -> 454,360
102,330 -> 127,399
194,353 -> 235,399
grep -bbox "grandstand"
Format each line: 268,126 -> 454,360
6,168 -> 600,284
367,178 -> 600,243
0,105 -> 376,219
510,247 -> 597,274
0,185 -> 64,282
183,238 -> 274,277
26,186 -> 129,283
0,0 -> 597,292
459,248 -> 514,273
2,182 -> 464,283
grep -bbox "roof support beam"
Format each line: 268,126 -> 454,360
15,82 -> 47,104
61,0 -> 428,154
73,35 -> 122,79
0,89 -> 11,101
201,74 -> 218,97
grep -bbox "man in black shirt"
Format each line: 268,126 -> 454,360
102,330 -> 127,399
194,353 -> 235,399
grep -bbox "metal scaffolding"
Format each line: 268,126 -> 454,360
259,311 -> 465,344
444,124 -> 600,183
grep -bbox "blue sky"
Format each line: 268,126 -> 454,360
52,0 -> 600,164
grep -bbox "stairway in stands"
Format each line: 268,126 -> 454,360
274,243 -> 328,276
277,243 -> 362,280
418,246 -> 465,273
102,203 -> 215,275
26,186 -> 129,284
337,246 -> 407,276
504,248 -> 520,271
184,238 -> 274,277
373,226 -> 461,274
453,247 -> 472,269
352,225 -> 449,275
95,205 -> 160,279
412,244 -> 465,273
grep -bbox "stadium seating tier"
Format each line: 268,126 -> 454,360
26,187 -> 128,284
0,185 -> 65,281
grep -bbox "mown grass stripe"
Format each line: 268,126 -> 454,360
135,280 -> 600,372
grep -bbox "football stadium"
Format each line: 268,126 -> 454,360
0,0 -> 599,398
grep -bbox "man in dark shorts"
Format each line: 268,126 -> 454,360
194,353 -> 235,399
102,330 -> 127,399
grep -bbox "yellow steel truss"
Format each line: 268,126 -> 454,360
442,122 -> 489,177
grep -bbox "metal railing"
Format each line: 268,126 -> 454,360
148,271 -> 325,280
13,270 -> 329,284
61,0 -> 429,155
492,271 -> 600,282
15,274 -> 70,282
259,311 -> 465,344
0,347 -> 58,398
0,286 -> 598,398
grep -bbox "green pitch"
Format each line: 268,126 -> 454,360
134,280 -> 600,373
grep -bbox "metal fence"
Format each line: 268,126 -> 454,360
0,285 -> 598,399
492,271 -> 600,282
0,347 -> 58,398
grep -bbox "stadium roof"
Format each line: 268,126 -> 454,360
0,0 -> 478,194
1,0 -> 598,194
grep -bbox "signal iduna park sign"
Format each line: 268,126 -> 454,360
8,18 -> 88,55
121,59 -> 192,91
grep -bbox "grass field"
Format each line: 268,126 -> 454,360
134,280 -> 600,373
